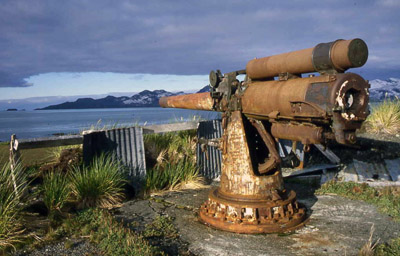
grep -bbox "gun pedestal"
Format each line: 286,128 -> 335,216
199,111 -> 306,233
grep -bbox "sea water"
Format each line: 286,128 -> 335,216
0,108 -> 220,141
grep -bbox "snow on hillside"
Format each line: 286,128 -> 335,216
369,78 -> 400,101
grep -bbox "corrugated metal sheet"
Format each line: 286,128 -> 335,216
83,127 -> 146,190
196,119 -> 223,179
339,159 -> 400,182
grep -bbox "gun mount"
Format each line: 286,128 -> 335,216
159,39 -> 370,233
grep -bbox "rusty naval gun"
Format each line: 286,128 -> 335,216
159,39 -> 370,233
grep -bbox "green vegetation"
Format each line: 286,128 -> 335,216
317,181 -> 400,255
0,126 -> 202,253
62,208 -> 161,256
146,159 -> 199,191
42,171 -> 71,220
0,153 -> 130,253
70,154 -> 126,209
0,162 -> 27,252
144,130 -> 203,193
143,215 -> 178,239
364,97 -> 400,135
375,237 -> 400,256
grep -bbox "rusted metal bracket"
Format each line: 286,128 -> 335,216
278,72 -> 301,81
249,119 -> 281,174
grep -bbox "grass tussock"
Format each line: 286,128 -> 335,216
364,97 -> 400,135
42,171 -> 71,219
70,154 -> 126,209
144,130 -> 197,168
144,131 -> 204,193
317,181 -> 400,221
64,208 -> 161,256
146,159 -> 201,192
0,162 -> 27,251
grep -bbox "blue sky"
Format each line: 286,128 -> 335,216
1,0 -> 399,100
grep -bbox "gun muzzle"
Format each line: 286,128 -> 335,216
246,38 -> 368,79
159,92 -> 214,111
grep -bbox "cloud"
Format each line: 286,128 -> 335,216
0,0 -> 399,87
0,71 -> 33,87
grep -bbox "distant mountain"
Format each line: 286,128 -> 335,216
369,78 -> 400,101
0,92 -> 139,111
197,85 -> 210,93
37,90 -> 185,110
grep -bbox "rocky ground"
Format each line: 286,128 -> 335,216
113,180 -> 399,256
12,134 -> 400,255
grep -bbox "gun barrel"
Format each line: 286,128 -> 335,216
246,39 -> 368,79
159,92 -> 214,111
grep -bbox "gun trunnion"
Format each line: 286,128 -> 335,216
159,39 -> 370,234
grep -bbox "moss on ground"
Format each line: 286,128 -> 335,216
63,208 -> 162,256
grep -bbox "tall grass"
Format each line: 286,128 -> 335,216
144,130 -> 197,168
146,159 -> 199,191
81,119 -> 142,133
364,97 -> 400,135
0,162 -> 27,251
144,130 -> 203,192
42,171 -> 70,219
70,154 -> 126,209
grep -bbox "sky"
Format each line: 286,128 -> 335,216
0,0 -> 399,101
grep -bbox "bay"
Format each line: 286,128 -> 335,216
0,108 -> 220,142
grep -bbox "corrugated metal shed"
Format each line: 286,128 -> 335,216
83,127 -> 146,190
197,119 -> 223,179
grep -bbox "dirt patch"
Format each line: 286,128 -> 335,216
39,148 -> 82,176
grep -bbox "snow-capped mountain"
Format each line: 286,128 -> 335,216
37,90 -> 185,110
369,78 -> 400,101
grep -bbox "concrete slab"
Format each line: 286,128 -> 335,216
116,185 -> 400,256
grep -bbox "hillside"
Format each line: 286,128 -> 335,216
369,78 -> 400,101
37,90 -> 185,110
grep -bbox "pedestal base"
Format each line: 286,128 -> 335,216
199,187 -> 307,233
